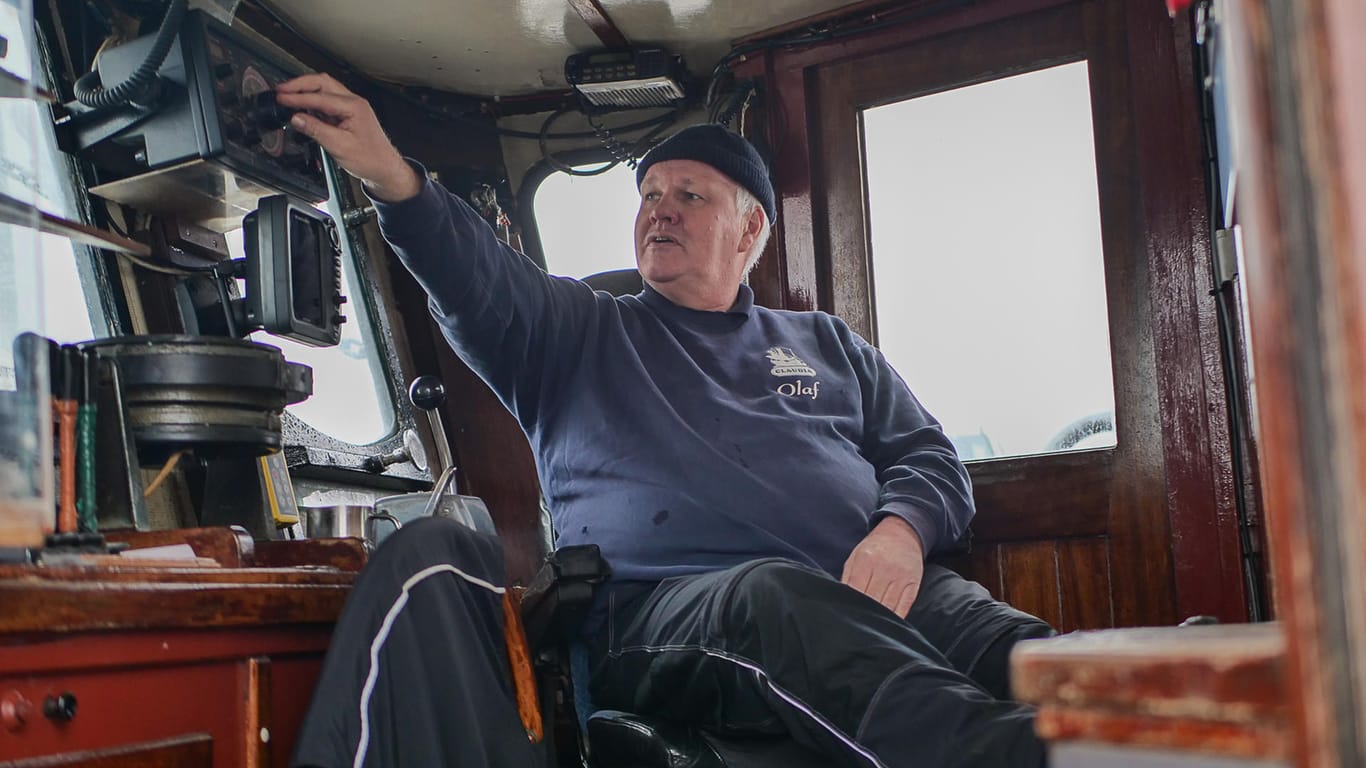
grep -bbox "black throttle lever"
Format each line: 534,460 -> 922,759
408,375 -> 454,480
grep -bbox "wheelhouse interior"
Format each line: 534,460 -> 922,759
1,0 -> 1363,765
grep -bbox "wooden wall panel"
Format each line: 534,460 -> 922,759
950,537 -> 1114,633
1001,541 -> 1063,630
969,453 -> 1112,542
1057,537 -> 1115,632
1119,0 -> 1251,625
939,545 -> 1004,602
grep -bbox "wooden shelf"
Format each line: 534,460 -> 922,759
0,190 -> 151,256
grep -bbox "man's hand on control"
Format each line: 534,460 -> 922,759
275,74 -> 420,202
841,515 -> 925,618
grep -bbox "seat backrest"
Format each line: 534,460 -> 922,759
582,268 -> 644,297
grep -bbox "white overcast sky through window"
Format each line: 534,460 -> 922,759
535,162 -> 640,280
864,60 -> 1116,460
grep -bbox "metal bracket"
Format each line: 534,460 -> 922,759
1214,226 -> 1241,286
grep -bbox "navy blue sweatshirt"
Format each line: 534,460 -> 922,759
373,176 -> 973,584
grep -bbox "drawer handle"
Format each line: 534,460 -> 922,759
43,692 -> 77,722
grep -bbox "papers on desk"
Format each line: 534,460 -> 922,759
119,543 -> 199,561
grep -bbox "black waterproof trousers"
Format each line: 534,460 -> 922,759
293,518 -> 1052,768
290,517 -> 547,768
586,558 -> 1055,768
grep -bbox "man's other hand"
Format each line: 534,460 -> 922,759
275,74 -> 421,202
841,515 -> 925,618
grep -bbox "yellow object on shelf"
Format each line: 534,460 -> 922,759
259,452 -> 300,528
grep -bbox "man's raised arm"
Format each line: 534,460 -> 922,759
275,74 -> 420,202
273,74 -> 593,428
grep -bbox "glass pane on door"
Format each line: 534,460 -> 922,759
863,61 -> 1116,461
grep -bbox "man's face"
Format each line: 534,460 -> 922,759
634,159 -> 759,295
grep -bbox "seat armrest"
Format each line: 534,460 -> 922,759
521,544 -> 611,650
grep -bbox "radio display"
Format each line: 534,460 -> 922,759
587,51 -> 633,66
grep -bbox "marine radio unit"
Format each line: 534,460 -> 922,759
564,48 -> 688,110
61,9 -> 326,231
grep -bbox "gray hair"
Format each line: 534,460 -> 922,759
736,185 -> 772,274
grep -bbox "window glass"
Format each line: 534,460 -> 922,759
533,162 -> 640,279
1,0 -> 100,393
862,61 -> 1116,461
229,170 -> 395,445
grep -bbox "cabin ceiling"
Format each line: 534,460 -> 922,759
260,0 -> 860,98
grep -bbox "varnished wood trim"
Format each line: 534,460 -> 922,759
1081,0 -> 1180,628
243,658 -> 271,768
0,565 -> 354,584
969,452 -> 1112,541
252,538 -> 367,571
0,580 -> 350,633
104,527 -> 255,568
0,734 -> 214,767
1014,624 -> 1286,721
1034,708 -> 1290,761
1121,0 -> 1249,624
0,627 -> 335,675
564,0 -> 629,48
1224,1 -> 1366,764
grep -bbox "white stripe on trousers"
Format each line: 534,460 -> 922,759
353,564 -> 507,768
614,643 -> 889,768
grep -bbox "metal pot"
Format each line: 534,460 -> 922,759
299,504 -> 399,546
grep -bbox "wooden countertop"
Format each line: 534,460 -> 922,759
0,528 -> 363,634
1012,623 -> 1290,761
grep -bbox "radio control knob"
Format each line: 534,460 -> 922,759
249,91 -> 293,131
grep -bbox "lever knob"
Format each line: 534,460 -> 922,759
409,376 -> 446,412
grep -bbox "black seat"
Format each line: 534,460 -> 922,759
582,268 -> 645,297
588,710 -> 829,768
522,547 -> 828,768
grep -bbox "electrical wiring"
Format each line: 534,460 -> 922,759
111,249 -> 198,276
1192,0 -> 1267,622
539,107 -> 620,176
539,102 -> 682,176
75,0 -> 186,109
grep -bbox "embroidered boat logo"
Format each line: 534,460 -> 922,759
765,347 -> 816,377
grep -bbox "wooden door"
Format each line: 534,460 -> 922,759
741,0 -> 1251,629
1218,0 -> 1366,764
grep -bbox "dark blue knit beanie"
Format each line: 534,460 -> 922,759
635,124 -> 776,224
